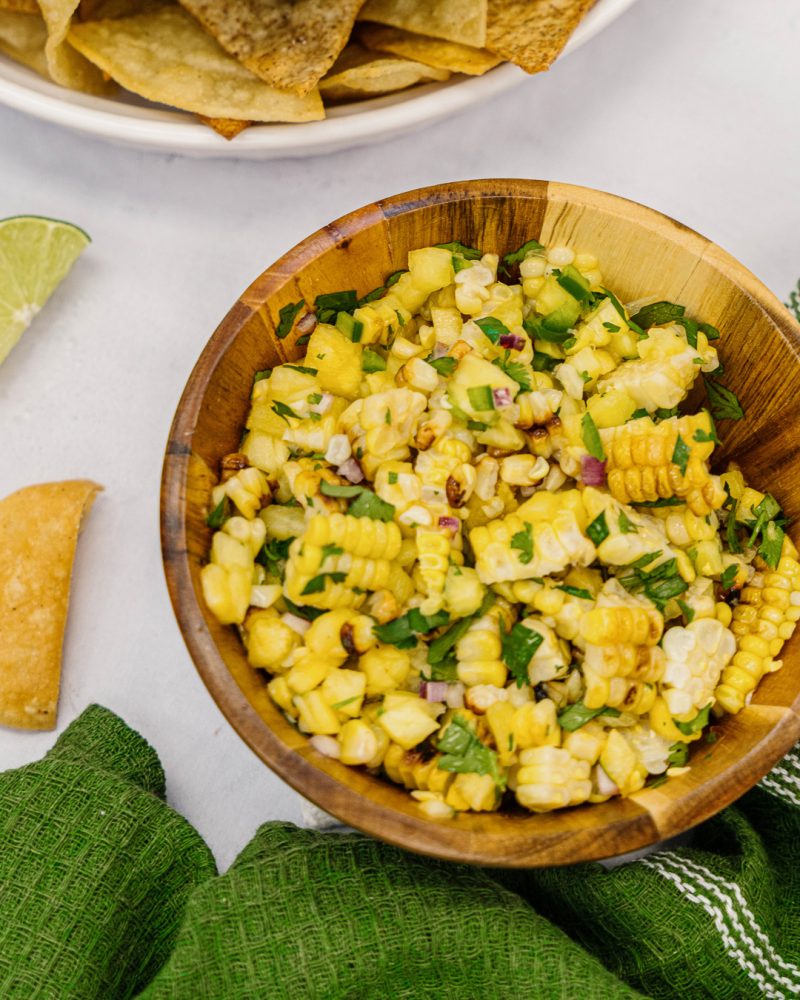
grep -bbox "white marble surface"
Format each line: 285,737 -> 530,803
0,0 -> 798,872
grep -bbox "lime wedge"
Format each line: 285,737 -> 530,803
0,215 -> 90,365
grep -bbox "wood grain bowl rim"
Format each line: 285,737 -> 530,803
161,179 -> 800,867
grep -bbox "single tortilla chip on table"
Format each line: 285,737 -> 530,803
0,480 -> 101,731
320,42 -> 449,102
486,0 -> 595,73
38,0 -> 116,92
358,0 -> 487,48
177,0 -> 364,97
68,6 -> 324,121
358,22 -> 501,75
0,10 -> 49,75
197,115 -> 253,139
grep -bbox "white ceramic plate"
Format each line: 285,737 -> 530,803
0,0 -> 638,158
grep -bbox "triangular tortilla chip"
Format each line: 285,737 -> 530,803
0,10 -> 50,75
0,480 -> 101,731
486,0 -> 595,74
38,0 -> 116,92
358,22 -> 501,75
358,0 -> 487,48
320,42 -> 449,101
68,6 -> 324,121
177,0 -> 364,97
197,115 -> 253,139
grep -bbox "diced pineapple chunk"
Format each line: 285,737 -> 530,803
304,324 -> 362,399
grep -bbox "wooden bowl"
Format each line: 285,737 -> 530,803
161,179 -> 800,866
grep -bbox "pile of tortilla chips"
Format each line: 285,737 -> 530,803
0,0 -> 595,138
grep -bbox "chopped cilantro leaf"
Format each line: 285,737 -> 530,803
314,290 -> 357,325
276,299 -> 305,339
253,369 -> 271,382
629,301 -> 685,329
667,742 -> 690,766
677,599 -> 695,623
533,349 -> 561,372
618,511 -> 638,534
720,564 -> 738,591
586,512 -> 609,545
493,354 -> 531,392
603,321 -> 621,332
271,400 -> 301,423
704,377 -> 744,421
206,496 -> 229,529
284,364 -> 318,376
428,356 -> 458,377
301,572 -> 347,596
358,285 -> 385,306
758,521 -> 785,570
427,591 -> 495,667
320,543 -> 344,563
511,522 -> 534,564
672,433 -> 690,476
435,240 -> 482,259
581,411 -> 605,461
557,585 -> 593,600
255,536 -> 293,577
348,489 -> 395,522
374,608 -> 450,647
558,701 -> 621,732
502,623 -> 544,686
384,409 -> 392,424
475,316 -> 511,344
629,408 -> 649,420
436,716 -> 505,787
501,238 -> 545,277
388,471 -> 398,485
674,704 -> 711,736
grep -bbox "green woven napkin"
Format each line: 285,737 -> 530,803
0,705 -> 216,1000
500,750 -> 800,1000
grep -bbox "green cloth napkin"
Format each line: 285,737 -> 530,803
2,705 -> 799,1000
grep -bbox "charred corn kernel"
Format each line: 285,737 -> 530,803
200,563 -> 251,625
322,669 -> 367,717
294,690 -> 340,735
383,744 -> 453,794
244,608 -> 300,670
470,490 -> 594,584
515,746 -> 592,811
377,694 -> 441,749
359,645 -> 411,695
224,467 -> 270,519
338,719 -> 379,765
402,356 -> 439,393
600,730 -> 647,796
304,609 -> 357,662
445,772 -> 501,812
512,700 -> 561,750
303,512 -> 402,561
267,676 -> 297,718
601,413 -> 724,515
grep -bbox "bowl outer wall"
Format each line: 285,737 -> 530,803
161,178 -> 800,866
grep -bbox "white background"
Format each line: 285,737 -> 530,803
0,0 -> 798,872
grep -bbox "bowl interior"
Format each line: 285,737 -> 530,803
162,179 -> 800,866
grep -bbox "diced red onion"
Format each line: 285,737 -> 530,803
438,515 -> 460,534
315,392 -> 333,415
420,680 -> 448,702
581,454 -> 607,486
492,387 -> 513,408
498,333 -> 525,351
337,458 -> 364,483
432,341 -> 449,359
296,311 -> 317,336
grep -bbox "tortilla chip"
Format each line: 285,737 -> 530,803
0,10 -> 49,74
38,0 -> 115,92
320,43 -> 449,101
0,0 -> 40,14
68,7 -> 324,121
0,480 -> 101,731
358,0 -> 487,48
197,115 -> 253,139
177,0 -> 364,98
358,22 -> 501,75
79,0 -> 170,20
486,0 -> 594,74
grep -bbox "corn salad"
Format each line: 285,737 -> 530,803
201,237 -> 800,819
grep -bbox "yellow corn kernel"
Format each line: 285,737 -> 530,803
305,609 -> 358,662
715,602 -> 733,628
321,669 -> 367,717
512,700 -> 561,750
294,690 -> 341,735
580,605 -> 663,647
200,563 -> 251,625
338,719 -> 379,765
600,730 -> 646,796
303,512 -> 402,561
267,676 -> 297,718
359,645 -> 411,696
515,746 -> 592,812
244,609 -> 300,670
